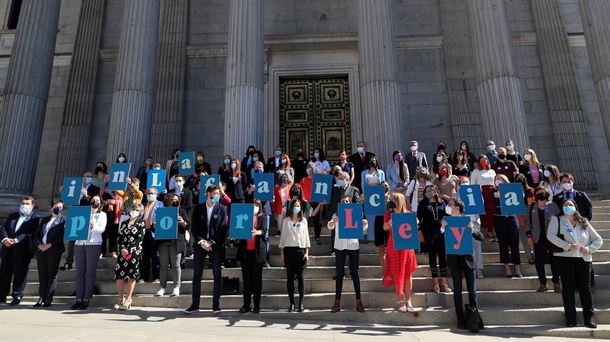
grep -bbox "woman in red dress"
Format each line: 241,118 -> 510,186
382,192 -> 418,312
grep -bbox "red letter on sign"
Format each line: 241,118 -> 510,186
450,227 -> 465,249
399,223 -> 412,239
344,208 -> 358,229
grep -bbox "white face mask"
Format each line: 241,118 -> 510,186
410,146 -> 417,152
357,147 -> 364,154
146,194 -> 157,202
118,157 -> 126,163
543,170 -> 551,178
436,156 -> 443,163
524,154 -> 532,161
495,180 -> 503,187
445,206 -> 452,216
254,206 -> 260,215
506,144 -> 513,151
562,182 -> 573,191
487,144 -> 496,152
130,210 -> 140,218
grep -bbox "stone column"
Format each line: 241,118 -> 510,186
466,0 -> 529,149
223,0 -> 264,158
149,0 -> 188,162
53,0 -> 106,192
579,0 -> 610,151
532,0 -> 596,189
358,0 -> 402,162
106,0 -> 160,165
0,0 -> 61,213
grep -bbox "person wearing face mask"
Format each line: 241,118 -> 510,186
218,154 -> 234,184
248,162 -> 272,264
492,175 -> 522,278
241,145 -> 257,174
452,150 -> 471,177
265,146 -> 284,176
336,150 -> 355,181
386,150 -> 409,195
155,194 -> 190,298
553,173 -> 592,221
484,140 -> 498,164
71,196 -> 107,310
292,148 -> 309,184
504,139 -> 523,165
547,199 -> 603,328
455,177 -> 485,279
92,161 -> 109,189
361,157 -> 385,241
185,186 -> 228,314
136,156 -> 154,192
518,148 -> 544,187
116,152 -> 127,164
457,140 -> 477,170
418,185 -> 452,293
492,147 -> 519,182
540,164 -> 562,198
170,174 -> 193,212
140,188 -> 163,283
195,151 -> 212,175
310,147 -> 331,174
115,177 -> 143,211
166,148 -> 181,186
276,153 -> 295,185
112,203 -> 144,310
272,174 -> 292,236
525,187 -> 561,293
432,141 -> 452,174
236,200 -> 267,313
405,140 -> 428,181
279,199 -> 310,312
433,163 -> 457,201
225,158 -> 247,205
327,172 -> 361,252
406,166 -> 433,213
0,196 -> 40,305
32,200 -> 66,307
470,155 -> 497,241
349,141 -> 376,192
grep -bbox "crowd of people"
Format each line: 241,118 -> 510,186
0,139 -> 604,329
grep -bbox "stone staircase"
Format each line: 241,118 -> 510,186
16,199 -> 610,338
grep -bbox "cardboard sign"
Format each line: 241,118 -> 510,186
229,203 -> 255,240
254,173 -> 274,201
444,216 -> 474,255
147,169 -> 167,193
459,184 -> 485,215
179,151 -> 196,176
364,185 -> 385,216
199,175 -> 221,203
310,173 -> 333,203
107,163 -> 132,191
60,177 -> 83,205
64,206 -> 91,241
338,203 -> 364,239
499,183 -> 526,215
155,207 -> 179,240
391,212 -> 419,251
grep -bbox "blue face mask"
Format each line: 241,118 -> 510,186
255,169 -> 263,174
19,204 -> 31,215
52,207 -> 62,215
223,159 -> 230,165
292,206 -> 301,215
230,163 -> 237,170
211,194 -> 220,203
146,194 -> 157,202
563,205 -> 577,215
336,179 -> 345,188
275,151 -> 282,157
314,152 -> 320,159
85,177 -> 92,185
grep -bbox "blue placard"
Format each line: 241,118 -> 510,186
155,207 -> 178,240
60,177 -> 83,206
147,169 -> 167,193
107,163 -> 132,191
391,212 -> 419,251
338,203 -> 364,239
64,206 -> 91,241
499,183 -> 526,215
254,173 -> 274,201
364,185 -> 385,216
310,173 -> 333,203
199,175 -> 221,203
229,203 -> 255,240
444,216 -> 474,255
179,151 -> 196,176
460,184 -> 485,215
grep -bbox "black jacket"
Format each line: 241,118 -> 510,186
236,215 -> 268,264
518,163 -> 545,187
553,190 -> 592,221
33,215 -> 66,254
225,172 -> 247,203
348,151 -> 376,191
170,188 -> 194,214
417,198 -> 447,240
1,212 -> 40,256
191,202 -> 228,247
446,228 -> 485,270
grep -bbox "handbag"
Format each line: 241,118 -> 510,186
544,216 -> 564,253
464,304 -> 484,333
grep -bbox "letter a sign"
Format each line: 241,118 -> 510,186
230,204 -> 255,240
254,173 -> 274,201
499,183 -> 526,215
179,151 -> 196,176
444,216 -> 473,255
338,203 -> 363,239
64,206 -> 91,241
391,212 -> 419,251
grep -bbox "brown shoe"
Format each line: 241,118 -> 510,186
331,300 -> 341,313
356,299 -> 365,313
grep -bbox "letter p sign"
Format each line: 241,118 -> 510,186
64,206 -> 91,241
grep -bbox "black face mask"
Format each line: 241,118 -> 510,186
370,160 -> 378,168
92,203 -> 100,209
172,201 -> 180,207
94,166 -> 104,174
248,150 -> 255,156
498,154 -> 506,160
535,193 -> 548,201
388,201 -> 397,210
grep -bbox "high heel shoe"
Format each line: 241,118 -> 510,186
113,298 -> 124,310
120,298 -> 132,310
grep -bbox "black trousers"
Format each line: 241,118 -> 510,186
311,202 -> 323,239
191,245 -> 222,310
558,257 -> 594,324
140,230 -> 160,282
335,249 -> 361,300
450,257 -> 477,322
495,216 -> 521,265
241,251 -> 263,309
0,244 -> 33,300
35,249 -> 62,303
426,235 -> 448,278
284,247 -> 305,305
533,241 -> 560,284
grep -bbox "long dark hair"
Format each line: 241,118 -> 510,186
562,199 -> 589,229
392,150 -> 407,182
313,147 -> 326,162
287,199 -> 304,220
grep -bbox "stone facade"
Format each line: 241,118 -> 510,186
0,0 -> 608,208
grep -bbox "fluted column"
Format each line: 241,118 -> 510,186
532,0 -> 596,189
439,0 -> 484,152
466,0 -> 529,149
579,0 -> 610,152
0,0 -> 61,202
53,0 -> 106,193
149,0 -> 188,162
223,0 -> 264,157
358,0 -> 402,162
106,0 -> 160,165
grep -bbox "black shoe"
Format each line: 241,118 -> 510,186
239,306 -> 251,313
0,297 -> 6,304
33,298 -> 44,307
457,319 -> 466,330
79,300 -> 89,310
9,298 -> 21,306
60,263 -> 72,271
253,307 -> 260,314
43,301 -> 52,308
288,303 -> 294,312
70,301 -> 82,310
566,321 -> 577,328
297,304 -> 304,312
585,317 -> 597,329
184,305 -> 199,314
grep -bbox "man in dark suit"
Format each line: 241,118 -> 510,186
405,140 -> 428,180
348,141 -> 375,192
265,146 -> 283,173
0,196 -> 40,305
185,185 -> 228,314
32,200 -> 66,307
171,174 -> 194,213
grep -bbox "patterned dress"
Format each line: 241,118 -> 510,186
114,219 -> 145,280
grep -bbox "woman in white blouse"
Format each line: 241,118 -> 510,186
470,155 -> 497,241
279,199 -> 310,313
547,199 -> 603,328
361,157 -> 385,242
406,166 -> 432,213
71,195 -> 107,310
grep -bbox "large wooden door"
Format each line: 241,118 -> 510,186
279,76 -> 351,164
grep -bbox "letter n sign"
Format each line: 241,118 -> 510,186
155,207 -> 178,240
230,204 -> 254,239
444,216 -> 473,255
338,203 -> 363,239
61,177 -> 83,205
254,173 -> 274,201
391,212 -> 419,251
64,206 -> 91,241
310,174 -> 333,203
364,185 -> 385,216
499,183 -> 526,215
107,163 -> 132,191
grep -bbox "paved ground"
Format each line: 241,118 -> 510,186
0,304 -> 601,341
